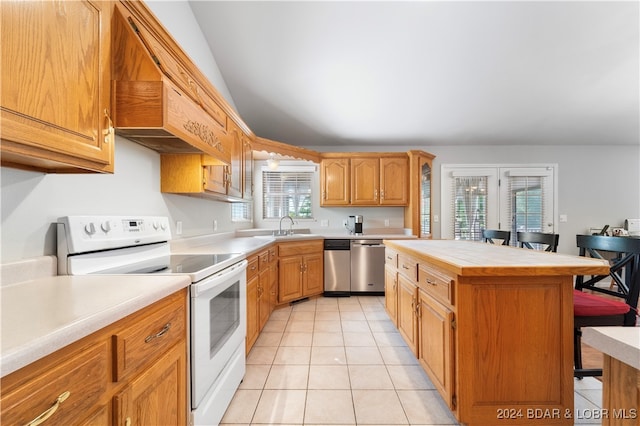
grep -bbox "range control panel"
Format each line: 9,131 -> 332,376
57,215 -> 172,255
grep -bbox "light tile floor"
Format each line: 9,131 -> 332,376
221,296 -> 605,426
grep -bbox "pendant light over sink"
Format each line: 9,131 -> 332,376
267,153 -> 280,170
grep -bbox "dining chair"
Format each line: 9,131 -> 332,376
573,234 -> 640,378
481,229 -> 511,245
517,231 -> 559,252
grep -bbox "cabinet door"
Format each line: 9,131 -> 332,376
246,274 -> 260,352
243,136 -> 253,200
278,256 -> 303,303
1,0 -> 114,173
269,248 -> 278,308
397,275 -> 418,356
380,157 -> 409,205
226,119 -> 243,198
418,290 -> 455,410
320,158 -> 350,206
259,268 -> 271,330
384,265 -> 398,326
303,253 -> 323,296
351,158 -> 379,205
204,165 -> 228,194
115,341 -> 187,426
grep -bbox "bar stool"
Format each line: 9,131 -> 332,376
482,229 -> 511,245
573,234 -> 640,378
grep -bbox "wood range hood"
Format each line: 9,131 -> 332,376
111,1 -> 247,165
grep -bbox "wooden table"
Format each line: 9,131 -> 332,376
383,239 -> 610,426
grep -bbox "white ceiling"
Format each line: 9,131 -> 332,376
189,1 -> 639,148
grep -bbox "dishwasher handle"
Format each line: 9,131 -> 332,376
351,240 -> 384,247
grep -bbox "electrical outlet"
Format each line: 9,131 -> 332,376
384,219 -> 390,227
213,219 -> 218,231
559,215 -> 568,223
320,219 -> 329,227
176,221 -> 183,235
433,215 -> 439,223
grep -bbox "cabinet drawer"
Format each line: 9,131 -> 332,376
1,342 -> 109,426
398,253 -> 418,281
113,297 -> 186,382
278,240 -> 323,257
247,255 -> 259,280
418,264 -> 455,306
385,249 -> 398,268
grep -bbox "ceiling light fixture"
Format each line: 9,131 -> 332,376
267,153 -> 279,170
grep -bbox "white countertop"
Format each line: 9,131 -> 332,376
1,274 -> 190,377
582,326 -> 640,370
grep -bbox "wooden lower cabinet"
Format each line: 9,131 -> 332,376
0,290 -> 188,426
114,341 -> 187,426
417,289 -> 455,409
246,246 -> 278,353
278,240 -> 323,304
384,264 -> 398,326
397,274 -> 419,356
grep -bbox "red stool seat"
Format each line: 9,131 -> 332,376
573,289 -> 630,317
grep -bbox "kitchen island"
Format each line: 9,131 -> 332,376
383,239 -> 610,426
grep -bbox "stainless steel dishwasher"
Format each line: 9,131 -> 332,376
350,239 -> 385,294
324,239 -> 351,296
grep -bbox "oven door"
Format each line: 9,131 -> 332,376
190,259 -> 247,408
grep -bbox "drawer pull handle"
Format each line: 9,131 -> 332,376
145,322 -> 171,343
426,278 -> 437,285
402,265 -> 410,270
27,391 -> 70,426
125,417 -> 131,426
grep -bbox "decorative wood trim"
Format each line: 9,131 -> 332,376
253,137 -> 322,163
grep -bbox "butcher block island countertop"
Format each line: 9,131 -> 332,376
383,239 -> 610,277
382,239 -> 610,426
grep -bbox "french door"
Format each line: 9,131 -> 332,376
441,165 -> 556,244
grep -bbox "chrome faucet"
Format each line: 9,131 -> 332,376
279,215 -> 295,236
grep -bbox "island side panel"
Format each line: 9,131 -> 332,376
456,274 -> 574,426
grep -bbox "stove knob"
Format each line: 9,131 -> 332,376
160,222 -> 167,231
84,222 -> 96,235
152,221 -> 159,230
101,221 -> 112,233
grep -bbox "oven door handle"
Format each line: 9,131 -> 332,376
191,259 -> 248,297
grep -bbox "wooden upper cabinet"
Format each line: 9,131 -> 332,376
380,156 -> 409,205
404,151 -> 435,238
320,158 -> 350,206
243,135 -> 254,200
226,119 -> 243,199
0,0 -> 114,173
321,154 -> 409,207
351,158 -> 380,205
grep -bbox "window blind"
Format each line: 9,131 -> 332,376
231,202 -> 252,222
262,169 -> 313,219
452,176 -> 488,241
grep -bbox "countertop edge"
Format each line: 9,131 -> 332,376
582,326 -> 640,370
